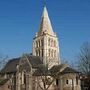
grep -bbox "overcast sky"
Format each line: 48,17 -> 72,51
0,0 -> 90,63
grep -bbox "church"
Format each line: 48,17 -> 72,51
0,6 -> 81,90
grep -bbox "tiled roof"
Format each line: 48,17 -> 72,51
25,55 -> 43,68
33,64 -> 49,76
50,64 -> 79,76
61,67 -> 79,74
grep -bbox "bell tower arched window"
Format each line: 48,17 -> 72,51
24,73 -> 26,85
48,38 -> 50,46
48,49 -> 50,57
38,49 -> 40,56
36,50 -> 38,56
54,40 -> 56,47
51,49 -> 53,57
42,49 -> 43,57
41,39 -> 44,46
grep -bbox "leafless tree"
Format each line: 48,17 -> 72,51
35,66 -> 60,90
34,57 -> 60,90
77,42 -> 90,76
0,55 -> 8,70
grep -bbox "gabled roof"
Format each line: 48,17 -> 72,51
61,67 -> 79,74
24,55 -> 43,68
50,64 -> 69,75
33,64 -> 49,76
50,64 -> 79,76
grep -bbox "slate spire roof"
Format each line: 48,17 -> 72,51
38,6 -> 55,36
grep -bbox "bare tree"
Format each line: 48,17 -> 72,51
34,57 -> 60,90
35,66 -> 60,90
77,42 -> 90,76
0,55 -> 8,70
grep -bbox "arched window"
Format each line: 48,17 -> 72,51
54,40 -> 56,47
54,50 -> 56,57
39,40 -> 40,47
38,49 -> 40,56
76,77 -> 78,85
48,49 -> 50,57
51,49 -> 53,57
36,41 -> 38,48
24,73 -> 26,85
48,38 -> 50,46
41,39 -> 44,46
36,50 -> 38,56
42,49 -> 43,57
51,39 -> 53,47
8,85 -> 11,89
66,80 -> 68,84
56,79 -> 59,86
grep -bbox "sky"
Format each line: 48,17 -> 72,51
0,0 -> 90,63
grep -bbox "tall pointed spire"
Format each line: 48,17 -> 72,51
38,6 -> 55,36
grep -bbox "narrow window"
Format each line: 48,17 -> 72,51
36,50 -> 38,56
66,80 -> 68,84
48,38 -> 50,46
56,79 -> 59,86
8,85 -> 10,89
36,41 -> 38,48
51,50 -> 53,57
38,50 -> 40,56
48,49 -> 50,57
41,39 -> 44,46
39,41 -> 40,47
51,39 -> 53,47
54,41 -> 56,47
54,50 -> 56,57
24,73 -> 26,84
76,78 -> 78,85
42,49 -> 43,57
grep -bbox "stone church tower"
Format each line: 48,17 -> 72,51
33,6 -> 60,68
